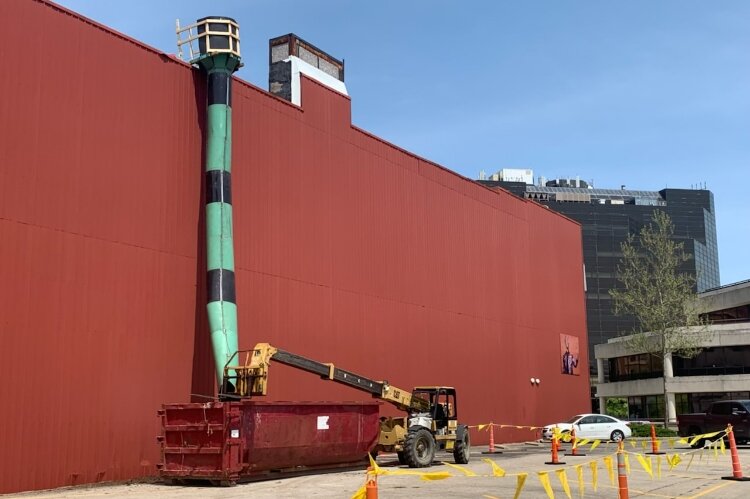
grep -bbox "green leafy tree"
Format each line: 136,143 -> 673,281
610,210 -> 709,427
605,398 -> 628,419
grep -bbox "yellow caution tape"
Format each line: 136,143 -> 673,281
589,460 -> 598,492
443,462 -> 477,477
368,454 -> 384,475
350,484 -> 367,499
514,473 -> 528,499
687,430 -> 723,447
636,454 -> 653,478
603,455 -> 615,486
470,422 -> 543,431
577,438 -> 590,446
575,464 -> 585,498
352,428 -> 735,499
537,471 -> 555,499
556,468 -> 572,499
350,427 -> 743,499
386,469 -> 453,480
418,472 -> 454,481
368,454 -> 452,481
482,458 -> 506,477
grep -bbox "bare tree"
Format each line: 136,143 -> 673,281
610,210 -> 709,427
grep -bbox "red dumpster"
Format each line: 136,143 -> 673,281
157,400 -> 380,484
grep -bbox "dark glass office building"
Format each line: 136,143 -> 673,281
478,177 -> 720,386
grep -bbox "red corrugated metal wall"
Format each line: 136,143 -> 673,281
0,0 -> 589,493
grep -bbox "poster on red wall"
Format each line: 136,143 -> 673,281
560,334 -> 580,375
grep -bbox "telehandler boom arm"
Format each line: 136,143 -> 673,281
222,343 -> 429,413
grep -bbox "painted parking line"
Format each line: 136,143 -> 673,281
685,481 -> 735,499
598,483 -> 679,498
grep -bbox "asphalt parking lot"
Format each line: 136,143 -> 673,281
8,440 -> 750,498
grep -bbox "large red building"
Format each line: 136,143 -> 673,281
0,0 -> 589,493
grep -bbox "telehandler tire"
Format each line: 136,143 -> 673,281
404,428 -> 436,468
453,425 -> 471,464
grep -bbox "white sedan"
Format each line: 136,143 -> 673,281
542,414 -> 632,442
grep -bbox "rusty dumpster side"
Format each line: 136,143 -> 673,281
157,401 -> 380,483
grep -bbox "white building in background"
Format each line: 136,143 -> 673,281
486,168 -> 534,185
595,280 -> 750,423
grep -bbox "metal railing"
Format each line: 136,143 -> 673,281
176,17 -> 240,63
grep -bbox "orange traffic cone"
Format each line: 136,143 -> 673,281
365,467 -> 379,498
565,428 -> 586,457
482,423 -> 502,454
545,436 -> 566,465
646,424 -> 665,455
722,424 -> 750,481
617,441 -> 629,499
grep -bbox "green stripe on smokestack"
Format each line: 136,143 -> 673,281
190,17 -> 242,389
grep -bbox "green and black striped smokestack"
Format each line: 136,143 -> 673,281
189,17 -> 242,388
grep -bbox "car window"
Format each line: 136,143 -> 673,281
579,416 -> 597,424
566,415 -> 583,424
712,403 -> 730,415
597,415 -> 616,424
731,403 -> 747,414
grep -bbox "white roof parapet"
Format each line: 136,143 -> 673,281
287,55 -> 348,107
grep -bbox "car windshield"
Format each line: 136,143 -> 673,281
565,415 -> 584,424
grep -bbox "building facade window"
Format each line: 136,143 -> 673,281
609,353 -> 663,381
673,346 -> 750,376
627,395 -> 664,420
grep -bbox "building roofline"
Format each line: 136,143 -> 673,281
700,278 -> 750,296
40,0 -> 581,230
41,0 -> 193,68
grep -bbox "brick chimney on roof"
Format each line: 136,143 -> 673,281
268,33 -> 347,105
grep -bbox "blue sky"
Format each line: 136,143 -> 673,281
57,0 -> 749,285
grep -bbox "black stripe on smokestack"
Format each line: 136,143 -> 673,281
208,71 -> 232,106
206,170 -> 232,205
207,269 -> 236,304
